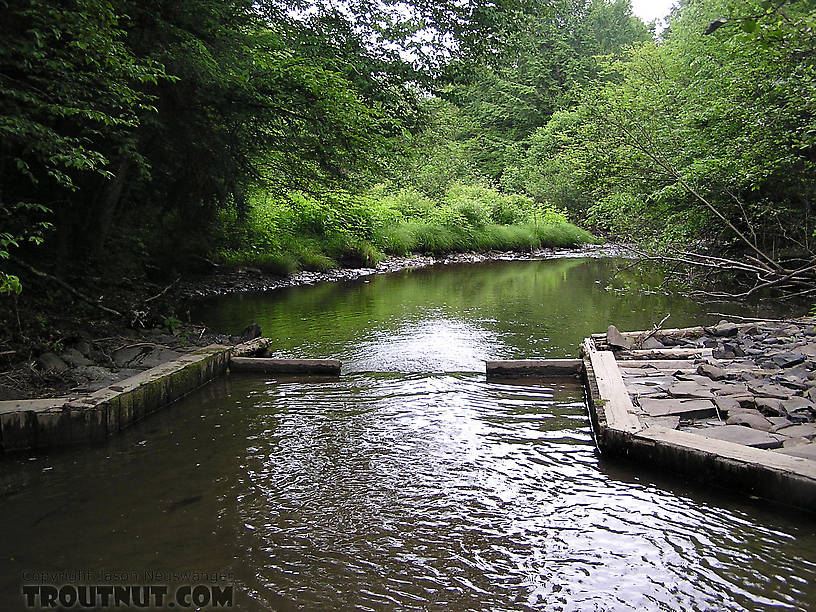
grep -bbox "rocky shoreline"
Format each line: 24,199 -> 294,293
176,243 -> 630,298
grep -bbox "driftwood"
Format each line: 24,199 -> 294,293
627,247 -> 816,300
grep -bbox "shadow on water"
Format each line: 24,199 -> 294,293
2,258 -> 814,611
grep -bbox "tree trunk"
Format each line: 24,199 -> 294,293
91,159 -> 129,258
233,184 -> 248,222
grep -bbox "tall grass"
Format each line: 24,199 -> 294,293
212,183 -> 596,274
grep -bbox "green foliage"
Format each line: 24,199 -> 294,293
212,182 -> 593,270
512,0 -> 816,250
161,315 -> 182,335
387,0 -> 651,195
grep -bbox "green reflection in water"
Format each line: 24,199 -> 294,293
192,258 -> 799,371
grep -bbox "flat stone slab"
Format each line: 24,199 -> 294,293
668,382 -> 715,399
775,443 -> 816,460
693,424 -> 784,449
747,382 -> 793,399
638,398 -> 717,419
774,424 -> 816,439
230,357 -> 342,376
627,384 -> 668,396
726,411 -> 772,432
640,416 -> 681,430
486,359 -> 583,378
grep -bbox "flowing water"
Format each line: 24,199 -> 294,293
1,257 -> 814,611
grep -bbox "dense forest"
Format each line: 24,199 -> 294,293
1,0 -> 815,309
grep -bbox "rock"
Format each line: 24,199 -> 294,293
112,346 -> 181,369
668,381 -> 715,399
697,364 -> 727,380
141,348 -> 183,369
785,365 -> 809,379
606,325 -> 631,350
60,347 -> 92,367
774,423 -> 816,439
640,337 -> 665,350
782,437 -> 811,448
714,397 -> 741,414
755,397 -> 786,417
71,340 -> 92,357
775,443 -> 816,460
782,396 -> 814,411
694,424 -> 784,449
112,346 -> 152,367
723,342 -> 746,358
747,382 -> 791,399
639,398 -> 717,419
772,352 -> 806,368
799,344 -> 816,357
706,321 -> 739,337
773,375 -> 808,391
641,416 -> 681,430
768,416 -> 793,430
240,322 -> 262,343
711,382 -> 749,397
71,365 -> 116,381
726,411 -> 773,432
37,352 -> 69,373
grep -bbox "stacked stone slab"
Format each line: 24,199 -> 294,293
604,320 -> 816,459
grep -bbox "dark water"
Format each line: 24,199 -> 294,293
1,258 -> 814,611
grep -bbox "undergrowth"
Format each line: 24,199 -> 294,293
213,183 -> 596,273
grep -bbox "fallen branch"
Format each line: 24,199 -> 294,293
143,276 -> 181,305
9,255 -> 122,317
633,313 -> 671,348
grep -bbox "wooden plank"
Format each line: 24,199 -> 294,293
486,359 -> 582,378
229,357 -> 341,376
591,326 -> 707,341
591,323 -> 758,342
585,345 -> 640,433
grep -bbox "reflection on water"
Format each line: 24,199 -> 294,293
2,259 -> 814,610
1,375 -> 814,611
192,258 -> 799,371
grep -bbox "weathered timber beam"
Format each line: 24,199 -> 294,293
229,357 -> 342,376
486,359 -> 583,378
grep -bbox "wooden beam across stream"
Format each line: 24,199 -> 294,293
486,359 -> 583,379
229,357 -> 342,376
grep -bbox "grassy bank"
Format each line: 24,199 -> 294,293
214,184 -> 596,274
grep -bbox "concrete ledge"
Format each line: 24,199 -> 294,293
486,359 -> 583,378
581,335 -> 816,511
0,342 -> 267,454
229,357 -> 342,376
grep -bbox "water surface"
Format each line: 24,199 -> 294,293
1,257 -> 813,611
